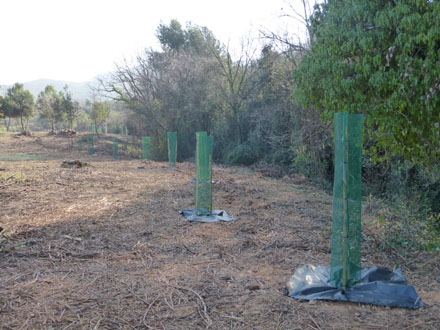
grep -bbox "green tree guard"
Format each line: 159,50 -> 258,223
195,134 -> 213,216
91,124 -> 96,134
78,137 -> 83,152
97,125 -> 102,134
88,135 -> 94,155
120,125 -> 124,136
142,136 -> 150,160
330,112 -> 363,290
194,132 -> 208,201
167,132 -> 177,167
113,137 -> 119,160
207,135 -> 213,210
195,132 -> 207,176
124,125 -> 128,136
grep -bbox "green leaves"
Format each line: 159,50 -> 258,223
91,101 -> 111,130
295,0 -> 440,166
2,83 -> 34,130
156,20 -> 219,56
36,85 -> 63,131
61,86 -> 79,130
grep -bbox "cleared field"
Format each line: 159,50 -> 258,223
1,132 -> 439,329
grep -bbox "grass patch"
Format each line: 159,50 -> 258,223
0,171 -> 26,182
365,196 -> 440,254
0,153 -> 50,161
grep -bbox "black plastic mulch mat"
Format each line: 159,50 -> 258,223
286,264 -> 423,309
179,209 -> 235,223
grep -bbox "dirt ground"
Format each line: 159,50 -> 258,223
1,132 -> 439,329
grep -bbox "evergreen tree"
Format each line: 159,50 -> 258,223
3,83 -> 34,131
294,0 -> 440,165
36,85 -> 63,132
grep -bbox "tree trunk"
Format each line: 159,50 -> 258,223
94,120 -> 100,139
4,118 -> 10,132
20,116 -> 25,131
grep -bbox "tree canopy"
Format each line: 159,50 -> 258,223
90,101 -> 111,133
1,83 -> 35,131
294,0 -> 440,165
156,19 -> 220,55
36,85 -> 63,131
61,85 -> 79,130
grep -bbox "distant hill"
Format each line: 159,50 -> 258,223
0,78 -> 99,101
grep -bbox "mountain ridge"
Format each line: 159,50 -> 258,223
0,78 -> 99,101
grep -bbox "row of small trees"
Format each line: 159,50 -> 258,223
0,83 -> 78,132
0,83 -> 112,133
1,2 -> 438,244
97,3 -> 439,249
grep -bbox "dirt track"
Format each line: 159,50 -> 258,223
1,132 -> 439,329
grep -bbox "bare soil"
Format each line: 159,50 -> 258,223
0,132 -> 439,329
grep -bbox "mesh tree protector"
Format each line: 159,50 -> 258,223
194,132 -> 207,195
330,112 -> 363,290
125,126 -> 128,136
142,136 -> 150,160
113,137 -> 119,160
78,138 -> 83,152
181,132 -> 235,222
168,132 -> 177,167
98,125 -> 102,134
194,132 -> 207,206
286,112 -> 423,308
120,125 -> 124,136
88,135 -> 94,155
195,133 -> 213,216
91,124 -> 96,134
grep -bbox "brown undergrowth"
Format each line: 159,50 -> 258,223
0,132 -> 439,329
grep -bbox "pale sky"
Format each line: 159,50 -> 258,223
0,0 -> 311,85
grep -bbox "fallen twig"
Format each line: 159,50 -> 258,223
171,284 -> 212,327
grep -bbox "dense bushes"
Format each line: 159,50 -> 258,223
102,18 -> 439,251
